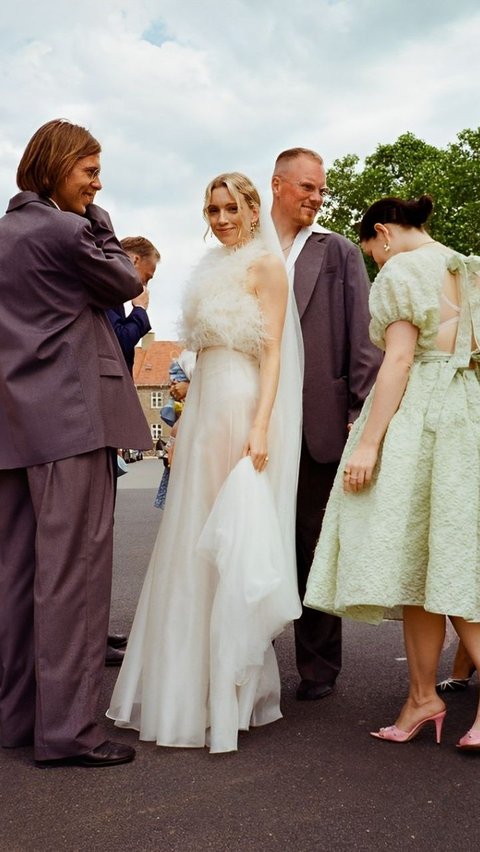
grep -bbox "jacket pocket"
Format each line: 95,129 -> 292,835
98,356 -> 124,376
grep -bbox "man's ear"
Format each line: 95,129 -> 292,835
271,175 -> 281,195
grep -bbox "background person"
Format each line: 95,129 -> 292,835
106,236 -> 160,374
271,147 -> 382,701
0,119 -> 151,768
154,349 -> 196,510
105,235 -> 160,666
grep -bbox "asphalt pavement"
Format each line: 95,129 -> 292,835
1,459 -> 479,852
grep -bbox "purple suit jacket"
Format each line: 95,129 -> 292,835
0,193 -> 152,468
294,231 -> 382,464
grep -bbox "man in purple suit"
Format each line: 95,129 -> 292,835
0,119 -> 152,767
271,148 -> 382,701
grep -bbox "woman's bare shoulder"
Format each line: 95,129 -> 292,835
249,251 -> 285,277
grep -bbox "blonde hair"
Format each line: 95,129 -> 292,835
203,172 -> 260,241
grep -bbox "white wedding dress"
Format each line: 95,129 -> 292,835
107,236 -> 303,752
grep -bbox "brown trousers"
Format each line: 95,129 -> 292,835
0,449 -> 115,759
295,440 -> 342,686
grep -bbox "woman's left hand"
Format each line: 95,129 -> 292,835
243,426 -> 269,472
343,444 -> 378,494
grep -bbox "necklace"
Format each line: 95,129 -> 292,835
417,239 -> 436,249
281,240 -> 295,252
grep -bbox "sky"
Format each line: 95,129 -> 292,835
1,0 -> 479,339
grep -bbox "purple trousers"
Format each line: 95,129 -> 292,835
0,449 -> 115,760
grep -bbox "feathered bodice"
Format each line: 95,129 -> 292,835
181,239 -> 269,359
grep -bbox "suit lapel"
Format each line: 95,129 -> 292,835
294,232 -> 329,319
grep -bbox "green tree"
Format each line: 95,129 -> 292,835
320,129 -> 480,277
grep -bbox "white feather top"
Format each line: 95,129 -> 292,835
180,238 -> 269,359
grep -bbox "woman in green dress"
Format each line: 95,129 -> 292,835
304,195 -> 480,750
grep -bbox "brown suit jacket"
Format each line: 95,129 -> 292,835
0,193 -> 152,468
294,230 -> 382,464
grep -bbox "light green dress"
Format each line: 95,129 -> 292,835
304,245 -> 480,624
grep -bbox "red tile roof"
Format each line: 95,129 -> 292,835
133,340 -> 183,386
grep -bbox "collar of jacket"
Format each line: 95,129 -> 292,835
293,231 -> 330,319
6,191 -> 58,214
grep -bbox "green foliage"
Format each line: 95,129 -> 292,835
320,129 -> 480,278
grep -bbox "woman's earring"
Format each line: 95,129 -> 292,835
250,221 -> 258,234
383,242 -> 390,252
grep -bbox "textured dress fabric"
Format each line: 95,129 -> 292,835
108,238 -> 302,752
305,245 -> 480,625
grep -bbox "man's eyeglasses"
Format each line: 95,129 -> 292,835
83,167 -> 101,181
281,178 -> 330,198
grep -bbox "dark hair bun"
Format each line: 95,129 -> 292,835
359,193 -> 434,241
413,195 -> 434,226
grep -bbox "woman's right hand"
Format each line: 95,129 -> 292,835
343,443 -> 378,493
242,426 -> 269,472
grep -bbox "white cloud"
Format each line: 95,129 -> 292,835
1,0 -> 479,337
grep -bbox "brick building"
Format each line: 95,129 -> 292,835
132,333 -> 183,449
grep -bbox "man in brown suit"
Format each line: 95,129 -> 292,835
0,119 -> 152,766
271,147 -> 382,700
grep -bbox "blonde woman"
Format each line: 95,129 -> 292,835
108,173 -> 303,753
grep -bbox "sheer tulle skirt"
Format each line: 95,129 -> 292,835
107,347 -> 301,752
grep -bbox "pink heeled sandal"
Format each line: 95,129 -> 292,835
370,709 -> 446,744
456,729 -> 480,750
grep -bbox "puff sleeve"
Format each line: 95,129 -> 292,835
368,252 -> 440,352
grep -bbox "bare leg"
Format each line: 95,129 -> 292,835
449,618 -> 480,730
451,638 -> 476,679
394,606 -> 446,731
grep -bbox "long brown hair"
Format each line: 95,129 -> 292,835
16,119 -> 101,197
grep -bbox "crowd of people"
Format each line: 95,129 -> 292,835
0,119 -> 479,768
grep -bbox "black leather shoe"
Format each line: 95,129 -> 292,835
36,740 -> 135,768
105,644 -> 125,666
296,679 -> 334,701
108,632 -> 128,649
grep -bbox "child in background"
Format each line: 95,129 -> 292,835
154,350 -> 196,509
